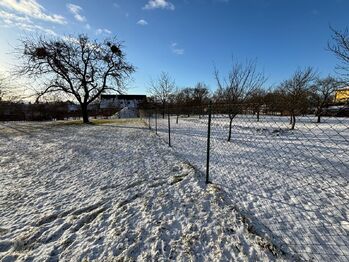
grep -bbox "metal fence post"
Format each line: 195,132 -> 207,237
168,111 -> 171,147
155,108 -> 158,135
206,101 -> 212,184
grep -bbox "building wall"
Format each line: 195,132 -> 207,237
118,99 -> 139,109
335,89 -> 349,103
100,97 -> 143,109
100,98 -> 118,109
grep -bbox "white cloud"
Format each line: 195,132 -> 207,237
0,10 -> 31,24
0,0 -> 66,24
137,19 -> 148,26
67,3 -> 86,22
85,23 -> 91,30
0,10 -> 57,35
171,42 -> 184,55
96,28 -> 112,35
143,0 -> 175,10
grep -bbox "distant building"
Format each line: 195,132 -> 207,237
100,94 -> 147,118
100,94 -> 146,109
335,87 -> 349,103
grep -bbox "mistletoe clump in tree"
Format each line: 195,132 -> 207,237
18,35 -> 135,123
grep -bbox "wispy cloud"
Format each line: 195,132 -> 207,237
137,19 -> 148,26
96,28 -> 112,35
0,0 -> 66,24
0,10 -> 57,35
67,3 -> 86,22
171,42 -> 184,55
0,10 -> 31,24
143,0 -> 175,10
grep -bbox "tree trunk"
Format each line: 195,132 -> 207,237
228,117 -> 233,142
257,110 -> 260,122
176,115 -> 179,124
81,104 -> 90,124
317,107 -> 322,123
291,114 -> 296,130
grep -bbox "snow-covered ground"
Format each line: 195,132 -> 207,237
152,114 -> 349,262
0,120 -> 291,261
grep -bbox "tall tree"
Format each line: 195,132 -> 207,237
214,58 -> 267,141
148,72 -> 176,118
16,35 -> 135,123
280,67 -> 316,130
311,76 -> 340,123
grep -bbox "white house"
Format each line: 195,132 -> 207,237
100,94 -> 147,109
100,94 -> 147,118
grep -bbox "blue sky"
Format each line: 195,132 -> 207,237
0,0 -> 348,95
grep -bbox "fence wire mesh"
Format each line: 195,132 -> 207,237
141,103 -> 349,261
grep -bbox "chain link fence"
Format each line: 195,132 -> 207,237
141,103 -> 349,261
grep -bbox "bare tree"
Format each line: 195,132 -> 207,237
193,82 -> 210,118
248,87 -> 267,122
16,34 -> 135,123
311,76 -> 340,123
171,89 -> 184,123
280,67 -> 316,130
148,72 -> 176,118
174,87 -> 193,121
328,26 -> 349,85
214,58 -> 267,141
192,82 -> 210,105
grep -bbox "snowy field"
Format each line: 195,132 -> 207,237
152,114 -> 349,262
0,120 -> 292,261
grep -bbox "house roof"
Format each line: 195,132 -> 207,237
117,95 -> 146,100
336,87 -> 349,91
101,94 -> 146,100
101,94 -> 117,99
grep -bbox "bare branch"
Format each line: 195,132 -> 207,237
328,26 -> 349,83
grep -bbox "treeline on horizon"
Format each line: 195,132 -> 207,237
142,67 -> 347,125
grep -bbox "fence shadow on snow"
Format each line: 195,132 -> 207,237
141,102 -> 349,261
